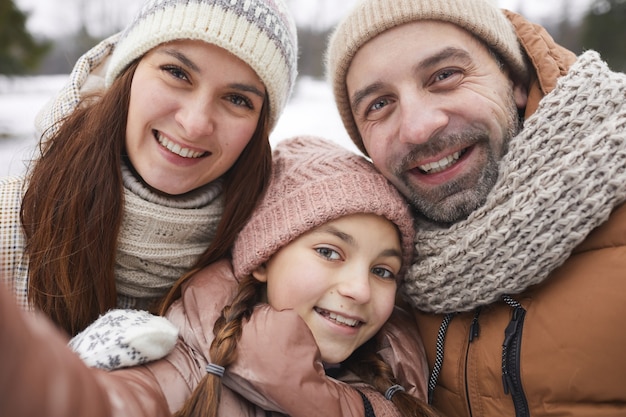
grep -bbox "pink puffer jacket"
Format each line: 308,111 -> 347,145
0,259 -> 429,417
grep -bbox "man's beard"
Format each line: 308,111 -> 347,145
399,97 -> 522,225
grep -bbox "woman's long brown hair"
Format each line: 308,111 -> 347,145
22,62 -> 134,336
22,59 -> 272,337
175,274 -> 440,417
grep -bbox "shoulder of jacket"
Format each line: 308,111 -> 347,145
503,10 -> 577,96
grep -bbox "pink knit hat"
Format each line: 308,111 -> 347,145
232,136 -> 415,280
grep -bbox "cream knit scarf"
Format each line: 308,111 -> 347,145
115,163 -> 224,309
402,51 -> 626,314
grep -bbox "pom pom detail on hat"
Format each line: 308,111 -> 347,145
106,0 -> 298,129
326,0 -> 528,155
232,136 -> 415,281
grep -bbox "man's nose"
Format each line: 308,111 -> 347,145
398,96 -> 448,145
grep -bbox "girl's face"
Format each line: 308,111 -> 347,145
252,213 -> 402,365
126,40 -> 266,195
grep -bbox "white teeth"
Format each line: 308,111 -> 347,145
419,151 -> 462,174
328,311 -> 359,327
156,132 -> 205,158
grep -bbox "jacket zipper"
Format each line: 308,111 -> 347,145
465,309 -> 481,417
501,297 -> 530,417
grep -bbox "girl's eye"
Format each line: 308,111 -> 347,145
372,266 -> 396,280
162,65 -> 189,82
227,94 -> 254,109
315,247 -> 341,261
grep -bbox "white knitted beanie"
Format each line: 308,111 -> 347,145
326,0 -> 529,155
106,0 -> 298,129
232,136 -> 415,280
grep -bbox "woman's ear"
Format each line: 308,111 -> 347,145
251,264 -> 269,283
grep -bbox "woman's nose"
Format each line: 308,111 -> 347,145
176,97 -> 215,140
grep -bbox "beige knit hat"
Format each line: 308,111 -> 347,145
106,0 -> 298,129
326,0 -> 529,156
232,136 -> 415,280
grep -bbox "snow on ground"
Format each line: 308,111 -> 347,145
0,75 -> 356,178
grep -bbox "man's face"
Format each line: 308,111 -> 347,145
346,21 -> 527,224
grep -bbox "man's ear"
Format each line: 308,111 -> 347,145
513,81 -> 528,110
251,263 -> 269,283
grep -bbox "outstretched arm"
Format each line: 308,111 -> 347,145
0,283 -> 172,417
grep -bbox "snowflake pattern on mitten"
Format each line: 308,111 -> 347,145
69,309 -> 178,371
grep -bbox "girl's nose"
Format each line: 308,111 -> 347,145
336,269 -> 372,304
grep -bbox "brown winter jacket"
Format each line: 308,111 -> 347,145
414,11 -> 626,417
0,259 -> 429,417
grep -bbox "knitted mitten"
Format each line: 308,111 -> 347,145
69,309 -> 178,371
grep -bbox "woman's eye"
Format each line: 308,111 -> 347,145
228,94 -> 254,109
162,65 -> 189,82
372,267 -> 395,280
316,247 -> 341,261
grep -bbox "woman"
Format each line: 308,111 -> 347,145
0,0 -> 298,336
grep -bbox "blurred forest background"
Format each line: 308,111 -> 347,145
1,0 -> 625,77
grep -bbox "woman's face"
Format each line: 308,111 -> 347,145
126,39 -> 266,195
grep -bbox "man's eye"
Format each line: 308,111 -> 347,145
434,69 -> 457,82
369,98 -> 388,113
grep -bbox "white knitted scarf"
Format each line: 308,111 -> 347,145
115,164 -> 224,309
402,51 -> 626,314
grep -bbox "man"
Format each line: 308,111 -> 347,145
327,0 -> 626,416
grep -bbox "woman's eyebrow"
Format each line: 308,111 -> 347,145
229,83 -> 266,99
159,48 -> 200,73
158,48 -> 265,99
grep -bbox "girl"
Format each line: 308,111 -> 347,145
0,137 -> 438,417
0,0 -> 297,335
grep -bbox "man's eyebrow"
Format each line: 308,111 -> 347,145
349,47 -> 473,112
351,82 -> 385,113
158,48 -> 200,73
418,47 -> 473,70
